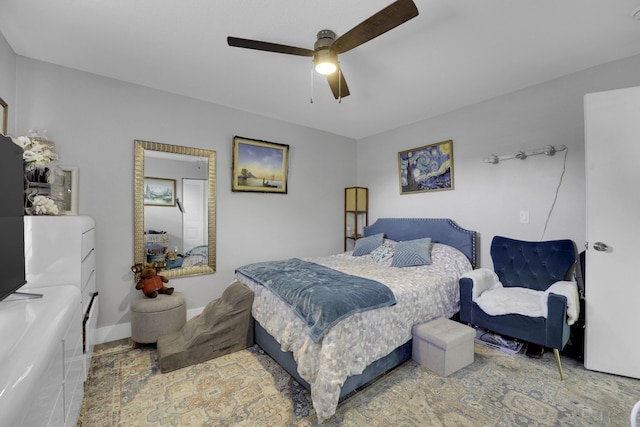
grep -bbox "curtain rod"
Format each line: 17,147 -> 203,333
484,144 -> 567,164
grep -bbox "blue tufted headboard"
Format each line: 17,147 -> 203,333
364,218 -> 477,268
490,236 -> 577,291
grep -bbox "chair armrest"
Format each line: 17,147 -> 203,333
460,268 -> 499,300
545,281 -> 580,325
459,277 -> 474,323
459,268 -> 499,324
545,282 -> 579,349
546,292 -> 569,349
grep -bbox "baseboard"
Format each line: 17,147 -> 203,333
95,306 -> 204,345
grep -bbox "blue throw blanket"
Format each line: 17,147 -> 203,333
236,258 -> 396,342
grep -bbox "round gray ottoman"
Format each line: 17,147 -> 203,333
131,292 -> 186,347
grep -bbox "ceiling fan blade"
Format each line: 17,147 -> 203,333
227,37 -> 314,57
326,67 -> 350,99
333,0 -> 419,54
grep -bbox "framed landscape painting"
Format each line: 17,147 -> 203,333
398,140 -> 454,195
232,136 -> 289,194
144,177 -> 176,206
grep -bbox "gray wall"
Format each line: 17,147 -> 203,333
10,54 -> 356,342
357,54 -> 640,267
0,33 -> 16,135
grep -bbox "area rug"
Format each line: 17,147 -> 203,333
78,342 -> 640,426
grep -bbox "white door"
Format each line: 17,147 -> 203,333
584,86 -> 640,379
181,178 -> 207,252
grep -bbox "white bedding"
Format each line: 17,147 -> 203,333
235,243 -> 472,422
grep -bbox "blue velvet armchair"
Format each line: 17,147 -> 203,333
459,236 -> 578,379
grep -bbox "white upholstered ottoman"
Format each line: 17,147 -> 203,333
412,317 -> 475,376
131,292 -> 187,347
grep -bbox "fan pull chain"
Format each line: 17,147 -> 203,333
310,61 -> 314,104
338,67 -> 342,103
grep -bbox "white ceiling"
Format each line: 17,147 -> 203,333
2,0 -> 640,139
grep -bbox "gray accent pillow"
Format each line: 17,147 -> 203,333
352,233 -> 384,256
391,237 -> 432,267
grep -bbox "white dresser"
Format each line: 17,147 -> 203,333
0,215 -> 100,426
0,285 -> 82,426
23,215 -> 99,380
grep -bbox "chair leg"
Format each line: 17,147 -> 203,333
553,348 -> 564,380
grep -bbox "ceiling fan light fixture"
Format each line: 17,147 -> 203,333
314,48 -> 337,75
227,1 -> 420,98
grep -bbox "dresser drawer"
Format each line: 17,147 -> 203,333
81,250 -> 96,293
64,333 -> 84,424
81,228 -> 95,262
83,293 -> 99,381
20,342 -> 64,427
82,272 -> 95,316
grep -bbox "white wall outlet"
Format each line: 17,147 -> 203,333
519,210 -> 530,224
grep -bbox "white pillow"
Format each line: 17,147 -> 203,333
370,241 -> 395,263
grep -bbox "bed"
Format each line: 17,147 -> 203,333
235,218 -> 477,422
163,245 -> 209,270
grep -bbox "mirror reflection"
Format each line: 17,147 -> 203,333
134,140 -> 216,278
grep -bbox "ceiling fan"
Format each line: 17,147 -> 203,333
227,0 -> 419,100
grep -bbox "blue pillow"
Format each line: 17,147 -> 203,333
352,233 -> 384,256
391,238 -> 432,267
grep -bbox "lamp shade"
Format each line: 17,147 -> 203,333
314,48 -> 337,75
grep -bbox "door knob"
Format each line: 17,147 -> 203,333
593,242 -> 609,252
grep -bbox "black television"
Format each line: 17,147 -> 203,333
0,133 -> 27,302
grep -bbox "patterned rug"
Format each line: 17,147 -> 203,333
77,342 -> 640,426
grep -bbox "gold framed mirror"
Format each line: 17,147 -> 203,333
134,140 -> 216,278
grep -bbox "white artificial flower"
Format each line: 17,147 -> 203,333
42,148 -> 58,161
31,195 -> 59,215
12,134 -> 58,166
23,150 -> 37,162
12,136 -> 31,149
